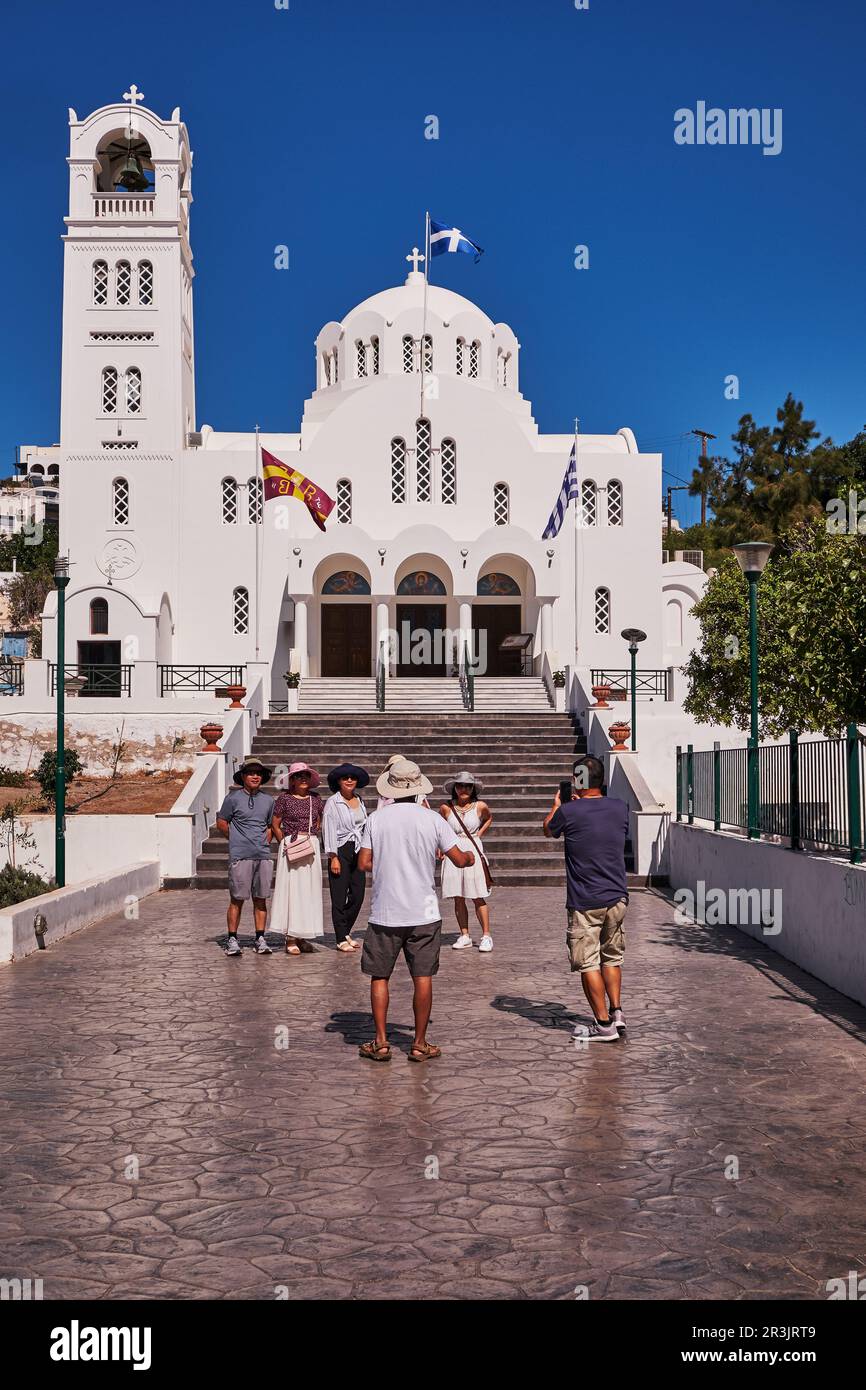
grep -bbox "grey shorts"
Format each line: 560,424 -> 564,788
361,921 -> 442,979
228,858 -> 274,901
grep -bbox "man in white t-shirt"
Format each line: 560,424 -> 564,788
357,759 -> 475,1064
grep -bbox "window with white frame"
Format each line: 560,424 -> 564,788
371,335 -> 380,375
116,260 -> 131,306
416,418 -> 432,501
233,586 -> 250,634
248,476 -> 263,525
126,367 -> 142,414
112,477 -> 130,527
402,335 -> 415,373
222,477 -> 238,525
90,598 -> 109,635
607,478 -> 623,526
93,260 -> 109,306
468,340 -> 480,378
456,338 -> 465,375
336,478 -> 352,523
356,340 -> 367,378
101,366 -> 118,414
440,438 -> 457,504
581,478 -> 597,527
594,586 -> 610,634
494,481 -> 510,526
322,352 -> 332,387
391,438 -> 406,503
422,334 -> 433,372
138,259 -> 153,306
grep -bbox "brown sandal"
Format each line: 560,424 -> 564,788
285,943 -> 301,955
408,1041 -> 442,1063
359,1040 -> 391,1062
336,940 -> 355,953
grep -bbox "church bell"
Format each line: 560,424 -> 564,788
116,151 -> 148,192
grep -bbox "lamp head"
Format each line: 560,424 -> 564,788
53,554 -> 70,581
621,627 -> 647,654
733,541 -> 773,578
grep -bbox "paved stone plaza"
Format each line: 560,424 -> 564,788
1,886 -> 865,1301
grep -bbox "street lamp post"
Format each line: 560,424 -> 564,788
54,554 -> 70,887
620,628 -> 647,751
732,541 -> 773,840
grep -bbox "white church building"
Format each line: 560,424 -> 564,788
30,88 -> 705,718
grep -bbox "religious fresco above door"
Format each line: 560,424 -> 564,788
321,570 -> 371,595
396,570 -> 447,596
477,572 -> 521,596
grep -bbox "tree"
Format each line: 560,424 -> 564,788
682,520 -> 866,737
0,527 -> 57,658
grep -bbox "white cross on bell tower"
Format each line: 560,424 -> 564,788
406,247 -> 425,274
123,84 -> 145,107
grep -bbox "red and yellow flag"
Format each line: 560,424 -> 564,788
261,448 -> 335,532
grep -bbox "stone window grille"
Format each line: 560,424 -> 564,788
402,335 -> 415,373
456,338 -> 464,376
494,481 -> 509,526
594,586 -> 610,634
581,479 -> 598,527
336,477 -> 352,523
138,259 -> 154,306
607,478 -> 623,526
102,366 -> 118,414
356,340 -> 367,378
248,476 -> 263,525
371,335 -> 380,375
116,260 -> 132,306
126,367 -> 142,414
416,418 -> 432,501
93,260 -> 109,306
468,340 -> 480,379
422,334 -> 433,372
233,586 -> 250,634
391,438 -> 407,503
440,438 -> 457,504
222,477 -> 239,525
112,477 -> 130,527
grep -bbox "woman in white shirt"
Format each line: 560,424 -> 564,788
323,763 -> 370,952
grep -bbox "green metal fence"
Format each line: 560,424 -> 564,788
676,727 -> 864,865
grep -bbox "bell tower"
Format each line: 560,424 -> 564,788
60,87 -> 196,453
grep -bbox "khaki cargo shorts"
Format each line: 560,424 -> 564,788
566,898 -> 627,973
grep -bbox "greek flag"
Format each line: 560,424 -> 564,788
542,445 -> 578,539
429,218 -> 484,262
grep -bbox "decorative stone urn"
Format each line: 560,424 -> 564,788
65,675 -> 89,699
200,722 -> 224,753
591,683 -> 612,709
608,721 -> 631,752
225,684 -> 246,709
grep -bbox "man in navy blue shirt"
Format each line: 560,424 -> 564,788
544,755 -> 629,1043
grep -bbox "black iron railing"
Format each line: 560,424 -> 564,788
592,668 -> 669,699
676,728 -> 864,864
159,665 -> 246,696
376,647 -> 386,711
50,664 -> 132,697
459,642 -> 475,712
0,664 -> 24,695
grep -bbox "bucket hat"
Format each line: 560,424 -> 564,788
375,758 -> 433,800
286,760 -> 321,789
233,757 -> 273,786
443,770 -> 484,798
327,762 -> 371,792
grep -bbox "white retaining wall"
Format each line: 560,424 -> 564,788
669,822 -> 866,1007
0,860 -> 161,963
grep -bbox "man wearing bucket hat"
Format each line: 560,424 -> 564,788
216,758 -> 275,956
322,762 -> 370,951
356,759 -> 476,1062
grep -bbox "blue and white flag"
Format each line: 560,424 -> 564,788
429,218 -> 484,262
542,445 -> 578,539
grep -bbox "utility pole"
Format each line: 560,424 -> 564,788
691,428 -> 717,527
665,484 -> 689,543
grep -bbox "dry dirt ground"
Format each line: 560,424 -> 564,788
0,770 -> 191,816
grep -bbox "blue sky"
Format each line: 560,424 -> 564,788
2,0 -> 864,526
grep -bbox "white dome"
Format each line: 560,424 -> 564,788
343,269 -> 495,331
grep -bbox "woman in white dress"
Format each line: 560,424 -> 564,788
438,771 -> 494,953
270,762 -> 325,954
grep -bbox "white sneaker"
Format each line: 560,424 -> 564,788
478,936 -> 493,953
452,934 -> 473,949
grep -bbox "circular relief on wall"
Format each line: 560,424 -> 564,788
97,537 -> 141,579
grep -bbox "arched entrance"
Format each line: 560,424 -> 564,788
319,566 -> 372,676
394,557 -> 452,677
472,557 -> 533,676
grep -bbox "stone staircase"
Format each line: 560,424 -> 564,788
194,709 -> 639,890
296,676 -> 551,714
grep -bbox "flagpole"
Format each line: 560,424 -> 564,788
573,418 -> 580,670
254,424 -> 262,663
420,210 -> 430,421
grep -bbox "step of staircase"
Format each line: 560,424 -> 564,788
292,677 -> 553,713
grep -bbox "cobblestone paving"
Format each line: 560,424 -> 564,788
1,887 -> 865,1301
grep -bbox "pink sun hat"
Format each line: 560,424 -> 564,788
286,761 -> 321,788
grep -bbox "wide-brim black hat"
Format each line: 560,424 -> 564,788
233,758 -> 273,786
327,762 -> 371,792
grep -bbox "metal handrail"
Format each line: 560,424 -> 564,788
592,668 -> 668,698
159,665 -> 246,695
49,663 -> 132,697
376,646 -> 386,711
459,640 -> 475,712
0,663 -> 24,695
